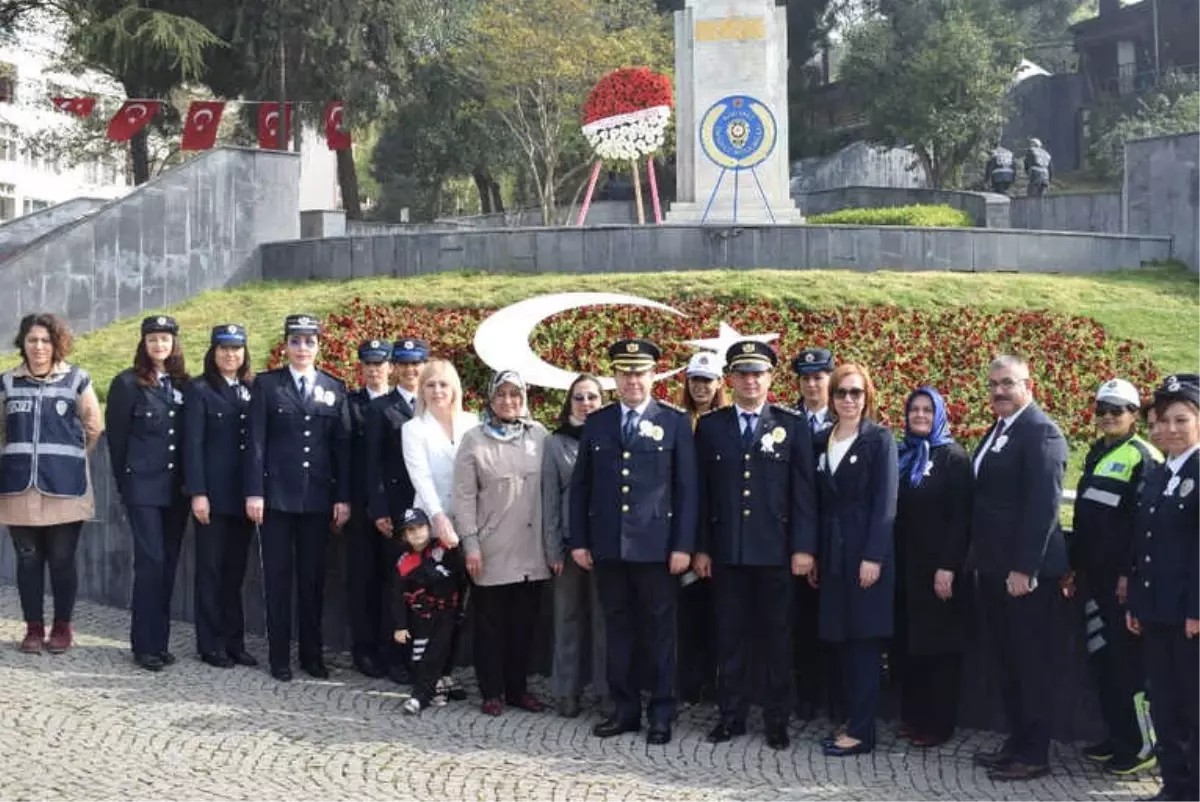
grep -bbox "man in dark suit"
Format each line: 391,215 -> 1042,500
245,313 -> 352,682
967,354 -> 1068,780
364,336 -> 428,684
694,340 -> 817,749
569,338 -> 698,745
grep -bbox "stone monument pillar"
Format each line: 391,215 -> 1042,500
667,0 -> 804,224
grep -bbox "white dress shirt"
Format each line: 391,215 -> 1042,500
734,403 -> 766,437
402,410 -> 480,518
827,432 -> 857,474
973,402 -> 1031,476
288,365 -> 316,397
1167,444 -> 1199,476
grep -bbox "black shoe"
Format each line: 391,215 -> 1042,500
200,652 -> 234,669
988,761 -> 1050,781
353,651 -> 385,679
646,724 -> 671,745
766,726 -> 790,750
973,749 -> 1015,769
824,740 -> 873,757
226,648 -> 258,667
134,652 -> 164,672
1084,740 -> 1115,762
446,688 -> 468,701
271,665 -> 292,682
301,660 -> 329,679
387,664 -> 411,685
558,697 -> 582,718
593,717 -> 641,738
706,721 -> 746,743
159,651 -> 177,666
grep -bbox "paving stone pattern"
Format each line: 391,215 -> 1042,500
0,588 -> 1159,801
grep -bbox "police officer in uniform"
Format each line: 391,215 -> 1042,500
1066,378 -> 1161,774
793,348 -> 835,434
185,324 -> 257,669
365,337 -> 428,684
985,145 -> 1016,194
569,338 -> 698,745
106,315 -> 190,672
694,341 -> 817,749
1128,374 -> 1199,802
245,314 -> 351,682
346,339 -> 394,679
1024,138 -> 1052,197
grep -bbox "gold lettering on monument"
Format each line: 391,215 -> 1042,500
694,16 -> 766,42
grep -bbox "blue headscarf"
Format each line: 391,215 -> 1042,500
897,386 -> 955,487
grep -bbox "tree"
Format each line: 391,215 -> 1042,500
839,0 -> 1023,187
1088,70 -> 1200,180
456,0 -> 671,225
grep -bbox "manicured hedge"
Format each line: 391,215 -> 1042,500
807,204 -> 973,227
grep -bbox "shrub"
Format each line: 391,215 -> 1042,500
807,204 -> 973,227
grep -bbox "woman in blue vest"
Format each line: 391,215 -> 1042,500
185,324 -> 257,669
0,313 -> 103,655
105,316 -> 190,672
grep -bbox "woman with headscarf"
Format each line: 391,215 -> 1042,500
452,370 -> 551,716
892,386 -> 972,747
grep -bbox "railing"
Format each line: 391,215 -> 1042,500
1106,63 -> 1200,94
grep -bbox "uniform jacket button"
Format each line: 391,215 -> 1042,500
743,471 -> 751,479
621,504 -> 629,513
302,461 -> 310,468
167,463 -> 174,469
1144,580 -> 1151,587
168,411 -> 175,417
621,486 -> 630,494
304,415 -> 312,421
742,509 -> 751,517
621,469 -> 630,476
304,431 -> 311,437
622,451 -> 631,460
168,444 -> 175,451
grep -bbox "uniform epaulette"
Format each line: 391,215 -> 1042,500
318,370 -> 348,388
599,401 -> 618,412
656,400 -> 687,414
771,403 -> 805,418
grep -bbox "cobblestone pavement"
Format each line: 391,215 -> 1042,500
0,588 -> 1160,801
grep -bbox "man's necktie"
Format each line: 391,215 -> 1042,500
808,412 -> 818,433
623,409 -> 638,443
991,418 -> 1007,448
741,412 -> 757,448
298,376 -> 308,399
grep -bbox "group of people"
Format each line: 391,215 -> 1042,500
985,137 -> 1053,196
1,310 -> 1196,800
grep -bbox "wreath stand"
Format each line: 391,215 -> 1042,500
576,156 -> 664,226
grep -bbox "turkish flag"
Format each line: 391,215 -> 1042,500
180,100 -> 225,151
51,97 -> 96,118
256,102 -> 293,149
323,100 -> 351,150
105,100 -> 162,141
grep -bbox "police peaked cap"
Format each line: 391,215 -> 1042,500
210,323 -> 247,347
358,339 -> 391,363
608,338 -> 660,371
141,315 -> 179,336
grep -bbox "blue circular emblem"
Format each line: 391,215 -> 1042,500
699,95 -> 777,170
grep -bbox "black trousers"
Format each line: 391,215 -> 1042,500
8,522 -> 83,624
1143,623 -> 1199,801
260,510 -> 329,669
713,564 -> 793,728
472,580 -> 544,702
410,608 -> 457,706
1084,574 -> 1149,761
193,513 -> 254,656
896,649 -> 962,741
677,577 -> 717,702
794,577 -> 841,718
595,561 -> 679,727
840,638 -> 883,745
345,507 -> 399,664
127,502 -> 189,655
977,574 -> 1055,765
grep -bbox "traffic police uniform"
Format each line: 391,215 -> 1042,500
1129,374 -> 1200,801
1024,139 -> 1052,197
985,147 -> 1016,194
569,339 -> 698,743
695,341 -> 817,748
185,324 -> 256,668
105,315 -> 189,669
1070,378 -> 1161,769
346,338 -> 395,678
245,314 -> 352,678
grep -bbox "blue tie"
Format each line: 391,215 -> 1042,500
160,375 -> 172,397
623,409 -> 638,443
808,412 -> 818,433
741,412 -> 756,448
298,376 -> 308,399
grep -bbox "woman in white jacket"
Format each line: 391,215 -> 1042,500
401,358 -> 478,702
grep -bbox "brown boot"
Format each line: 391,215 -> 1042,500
20,622 -> 44,654
46,621 -> 72,654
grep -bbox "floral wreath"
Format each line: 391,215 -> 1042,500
580,67 -> 673,162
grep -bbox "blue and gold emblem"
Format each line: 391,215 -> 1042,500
699,95 -> 777,170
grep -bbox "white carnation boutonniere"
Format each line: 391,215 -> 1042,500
638,419 -> 664,442
991,434 -> 1009,454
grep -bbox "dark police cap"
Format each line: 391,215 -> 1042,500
1155,373 -> 1200,406
392,337 -> 429,364
401,507 -> 430,529
726,340 -> 777,373
284,313 -> 321,337
141,315 -> 179,336
608,338 -> 660,372
358,339 -> 391,363
792,347 -> 835,375
210,323 -> 247,347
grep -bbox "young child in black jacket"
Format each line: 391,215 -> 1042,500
392,507 -> 466,714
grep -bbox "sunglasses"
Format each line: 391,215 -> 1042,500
833,387 -> 865,400
572,392 -> 601,402
1095,402 -> 1133,417
287,336 -> 318,348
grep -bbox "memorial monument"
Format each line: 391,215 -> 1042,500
667,0 -> 804,224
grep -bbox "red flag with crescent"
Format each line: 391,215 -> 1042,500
323,100 -> 351,151
51,97 -> 96,118
256,102 -> 294,149
105,100 -> 162,141
180,100 -> 225,151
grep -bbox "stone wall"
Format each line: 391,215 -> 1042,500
260,223 -> 1170,280
0,148 -> 300,338
789,142 -> 930,194
797,186 -> 1011,228
1010,192 -> 1123,233
1125,132 -> 1199,270
0,198 -> 108,261
1004,73 -> 1088,172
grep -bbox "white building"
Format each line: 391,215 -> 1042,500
0,15 -> 130,222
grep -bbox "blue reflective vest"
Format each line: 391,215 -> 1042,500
0,366 -> 89,497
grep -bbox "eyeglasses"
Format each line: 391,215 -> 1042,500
986,377 -> 1025,391
833,387 -> 865,400
287,336 -> 317,348
572,392 -> 600,402
1095,402 -> 1133,417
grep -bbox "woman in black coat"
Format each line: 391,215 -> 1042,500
813,363 -> 898,756
893,386 -> 971,747
184,325 -> 257,669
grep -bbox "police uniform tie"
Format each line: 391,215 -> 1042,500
741,412 -> 757,448
160,375 -> 172,397
808,412 -> 817,433
623,409 -> 639,444
298,376 -> 308,399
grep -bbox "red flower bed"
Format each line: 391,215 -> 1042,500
267,297 -> 1159,444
